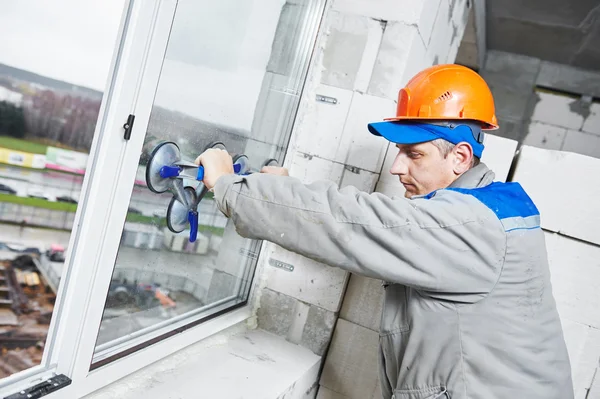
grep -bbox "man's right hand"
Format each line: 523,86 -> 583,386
261,166 -> 289,176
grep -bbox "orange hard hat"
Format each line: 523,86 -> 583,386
385,64 -> 498,130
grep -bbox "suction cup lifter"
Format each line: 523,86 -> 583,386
145,141 -> 280,243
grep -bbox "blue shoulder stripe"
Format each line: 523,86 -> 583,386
426,182 -> 541,232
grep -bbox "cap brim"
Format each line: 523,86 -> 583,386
368,122 -> 440,145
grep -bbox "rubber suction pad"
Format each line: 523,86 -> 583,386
166,186 -> 196,233
146,142 -> 181,193
262,158 -> 280,168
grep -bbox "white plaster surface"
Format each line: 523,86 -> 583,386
86,329 -> 321,399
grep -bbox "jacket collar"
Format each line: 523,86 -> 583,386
448,162 -> 495,190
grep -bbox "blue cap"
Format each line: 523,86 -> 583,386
368,122 -> 485,158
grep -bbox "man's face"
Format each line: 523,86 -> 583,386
390,141 -> 458,198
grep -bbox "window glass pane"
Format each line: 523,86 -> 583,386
0,0 -> 124,378
93,0 -> 325,363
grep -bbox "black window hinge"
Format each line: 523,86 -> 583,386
5,374 -> 72,399
123,114 -> 135,140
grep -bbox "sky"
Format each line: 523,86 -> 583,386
0,0 -> 126,91
0,0 -> 293,132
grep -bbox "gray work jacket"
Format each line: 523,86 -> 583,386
214,163 -> 573,399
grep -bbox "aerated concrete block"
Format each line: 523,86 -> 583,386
482,50 -> 541,91
301,304 -> 338,355
588,378 -> 600,399
531,91 -> 585,131
289,151 -> 345,185
320,319 -> 381,399
339,274 -> 384,332
425,0 -> 451,64
296,90 -> 393,173
562,129 -> 600,159
258,288 -> 298,337
560,319 -> 600,398
339,92 -> 395,173
545,232 -> 600,330
537,61 -> 600,100
374,180 -> 406,198
321,12 -> 375,90
582,103 -> 600,136
339,167 -> 379,193
257,288 -> 339,356
376,142 -> 398,185
266,245 -> 350,312
479,133 -> 518,183
331,0 -> 441,45
523,121 -> 567,151
293,84 -> 354,162
512,145 -> 600,245
368,22 -> 428,100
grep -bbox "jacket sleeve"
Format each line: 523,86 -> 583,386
213,173 -> 506,302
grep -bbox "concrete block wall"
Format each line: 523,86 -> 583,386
479,50 -> 600,159
512,146 -> 600,398
242,0 -> 473,397
255,0 -> 473,363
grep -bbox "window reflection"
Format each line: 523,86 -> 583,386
93,0 -> 325,363
0,0 -> 124,378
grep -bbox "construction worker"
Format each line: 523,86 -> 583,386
195,64 -> 573,399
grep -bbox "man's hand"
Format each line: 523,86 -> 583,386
194,149 -> 234,190
261,166 -> 289,176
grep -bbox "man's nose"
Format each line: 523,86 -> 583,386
390,153 -> 408,175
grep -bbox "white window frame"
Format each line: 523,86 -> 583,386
0,1 -> 249,397
0,0 -> 328,396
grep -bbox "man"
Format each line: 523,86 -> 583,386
196,64 -> 573,399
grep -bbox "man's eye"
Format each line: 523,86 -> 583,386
408,152 -> 421,159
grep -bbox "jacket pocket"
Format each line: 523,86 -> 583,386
380,284 -> 410,335
392,386 -> 449,399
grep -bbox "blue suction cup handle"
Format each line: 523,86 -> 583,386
160,165 -> 181,178
233,163 -> 242,174
196,166 -> 205,181
188,210 -> 198,243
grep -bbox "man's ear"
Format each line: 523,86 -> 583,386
452,142 -> 474,175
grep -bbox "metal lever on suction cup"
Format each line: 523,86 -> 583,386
160,165 -> 181,179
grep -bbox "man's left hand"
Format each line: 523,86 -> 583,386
194,148 -> 234,190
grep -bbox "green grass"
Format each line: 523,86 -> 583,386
0,136 -> 49,155
0,193 -> 225,236
125,212 -> 164,225
0,193 -> 77,212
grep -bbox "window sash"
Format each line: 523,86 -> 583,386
0,0 -> 329,396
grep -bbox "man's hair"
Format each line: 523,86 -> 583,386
431,138 -> 480,168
